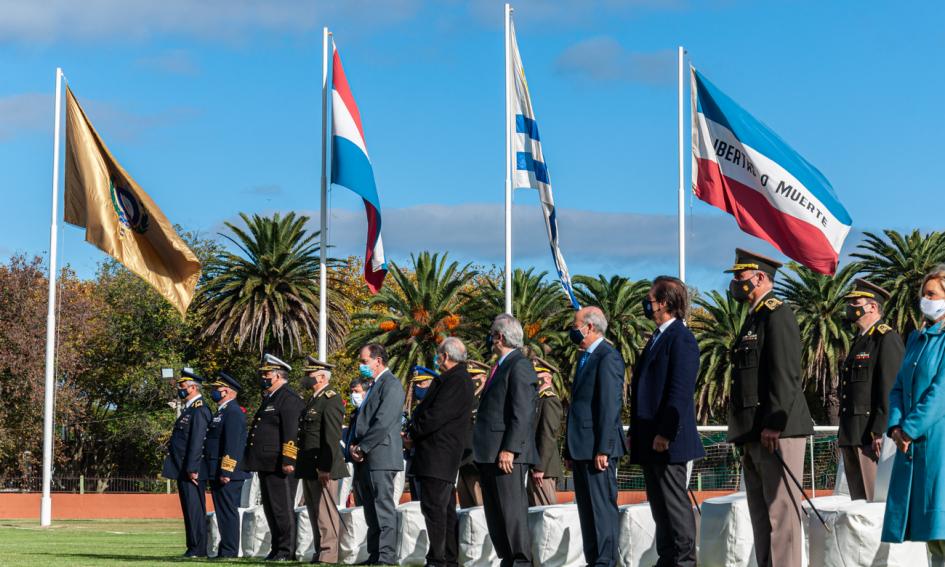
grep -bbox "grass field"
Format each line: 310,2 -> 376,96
0,519 -> 306,566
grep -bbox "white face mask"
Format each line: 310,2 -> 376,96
350,392 -> 364,408
920,297 -> 945,321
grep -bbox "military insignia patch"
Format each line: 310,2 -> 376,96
764,298 -> 783,310
109,179 -> 150,235
325,390 -> 337,398
877,324 -> 892,334
282,440 -> 298,459
221,455 -> 237,472
192,399 -> 203,408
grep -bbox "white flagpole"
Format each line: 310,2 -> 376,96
41,67 -> 64,527
504,3 -> 513,315
319,28 -> 330,362
677,46 -> 686,282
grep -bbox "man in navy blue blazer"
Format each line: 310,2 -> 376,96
565,306 -> 626,567
629,276 -> 704,567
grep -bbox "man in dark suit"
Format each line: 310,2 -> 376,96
473,314 -> 538,567
296,356 -> 348,564
204,371 -> 249,559
726,249 -> 813,567
629,276 -> 704,567
565,306 -> 626,567
838,279 -> 904,501
243,353 -> 305,562
163,369 -> 212,559
349,343 -> 405,565
529,357 -> 563,506
406,337 -> 475,567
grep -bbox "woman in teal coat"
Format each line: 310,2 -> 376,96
882,266 -> 945,563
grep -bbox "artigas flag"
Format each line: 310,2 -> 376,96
509,16 -> 579,309
691,68 -> 852,275
330,41 -> 387,293
63,87 -> 201,315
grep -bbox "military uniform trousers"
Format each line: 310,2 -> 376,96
841,445 -> 878,502
258,471 -> 299,559
177,477 -> 208,556
302,478 -> 341,563
417,476 -> 460,567
742,437 -> 806,567
573,458 -> 620,567
456,463 -> 482,508
210,478 -> 244,558
527,475 -> 558,507
478,463 -> 532,567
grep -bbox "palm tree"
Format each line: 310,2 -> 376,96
459,268 -> 572,364
777,262 -> 860,423
691,290 -> 748,423
197,212 -> 348,355
347,252 -> 475,381
852,229 -> 945,336
572,274 -> 654,379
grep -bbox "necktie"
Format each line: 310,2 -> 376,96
649,328 -> 662,349
484,364 -> 499,391
578,351 -> 591,370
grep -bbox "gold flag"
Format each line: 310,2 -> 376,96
63,87 -> 201,315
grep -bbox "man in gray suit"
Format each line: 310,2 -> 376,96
473,314 -> 538,567
349,343 -> 405,565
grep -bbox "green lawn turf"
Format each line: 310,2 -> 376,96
0,519 -> 321,566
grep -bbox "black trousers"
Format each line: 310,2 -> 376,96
258,471 -> 298,559
642,462 -> 696,567
573,458 -> 619,567
417,476 -> 459,567
477,463 -> 532,567
177,477 -> 207,556
210,478 -> 244,558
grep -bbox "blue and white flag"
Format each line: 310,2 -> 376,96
509,18 -> 579,309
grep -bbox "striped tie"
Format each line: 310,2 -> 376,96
578,351 -> 590,370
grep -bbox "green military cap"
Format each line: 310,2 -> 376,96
531,356 -> 559,375
845,278 -> 891,305
724,248 -> 783,277
302,355 -> 335,373
466,360 -> 490,376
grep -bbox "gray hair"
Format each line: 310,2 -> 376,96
583,306 -> 609,335
318,370 -> 332,381
491,313 -> 524,348
438,337 -> 468,362
180,380 -> 199,389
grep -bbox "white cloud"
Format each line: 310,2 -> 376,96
555,37 -> 675,85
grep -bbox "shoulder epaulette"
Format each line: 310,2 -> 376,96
876,323 -> 892,335
192,399 -> 204,408
325,390 -> 337,398
763,297 -> 783,311
539,389 -> 557,399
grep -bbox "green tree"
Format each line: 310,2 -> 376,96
852,229 -> 945,336
691,290 -> 748,423
777,262 -> 860,423
197,212 -> 348,356
347,252 -> 475,381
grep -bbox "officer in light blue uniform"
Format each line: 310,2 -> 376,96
204,371 -> 249,559
162,369 -> 212,558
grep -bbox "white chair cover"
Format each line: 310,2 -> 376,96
458,506 -> 497,567
239,504 -> 271,558
698,492 -> 757,567
396,501 -> 430,564
819,500 -> 930,567
338,506 -> 370,564
295,505 -> 315,562
618,503 -> 657,567
527,504 -> 584,567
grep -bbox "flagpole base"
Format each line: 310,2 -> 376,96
40,495 -> 52,526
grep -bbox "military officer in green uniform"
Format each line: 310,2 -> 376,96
839,279 -> 905,501
726,248 -> 813,567
529,357 -> 563,506
457,360 -> 489,508
296,356 -> 348,564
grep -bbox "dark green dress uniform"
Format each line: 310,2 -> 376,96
725,249 -> 812,567
162,370 -> 212,558
296,376 -> 348,564
243,354 -> 305,561
529,386 -> 563,506
457,361 -> 488,508
838,279 -> 905,501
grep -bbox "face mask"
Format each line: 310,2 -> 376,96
350,392 -> 364,407
568,326 -> 585,346
210,389 -> 224,403
358,364 -> 374,379
485,333 -> 494,353
920,297 -> 945,321
433,355 -> 440,372
729,278 -> 755,303
844,304 -> 864,322
259,377 -> 273,390
414,386 -> 429,401
301,375 -> 317,390
177,388 -> 189,400
642,299 -> 655,320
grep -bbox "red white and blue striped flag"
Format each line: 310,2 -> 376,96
691,68 -> 852,275
331,41 -> 387,293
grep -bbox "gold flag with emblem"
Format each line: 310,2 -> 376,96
63,87 -> 201,315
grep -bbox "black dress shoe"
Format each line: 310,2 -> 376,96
267,554 -> 292,562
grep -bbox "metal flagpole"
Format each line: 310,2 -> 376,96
41,67 -> 64,527
319,28 -> 330,363
677,46 -> 686,283
504,3 -> 513,315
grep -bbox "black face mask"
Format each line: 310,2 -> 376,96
485,333 -> 494,353
568,326 -> 585,346
642,298 -> 655,320
729,278 -> 755,303
301,375 -> 317,391
259,377 -> 273,390
844,304 -> 865,322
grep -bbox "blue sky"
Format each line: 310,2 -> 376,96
1,0 -> 942,294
